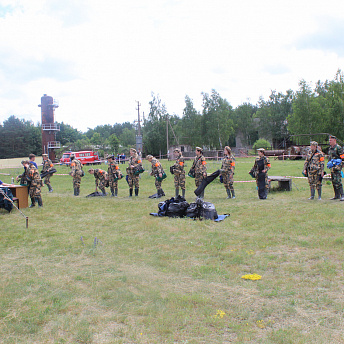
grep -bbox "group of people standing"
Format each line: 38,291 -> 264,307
11,134 -> 344,209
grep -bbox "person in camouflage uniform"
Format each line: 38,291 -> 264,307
192,147 -> 207,198
88,168 -> 108,196
147,155 -> 166,198
172,148 -> 185,198
22,161 -> 43,207
249,148 -> 271,199
328,135 -> 344,201
42,154 -> 54,192
107,155 -> 122,197
303,141 -> 325,200
221,146 -> 236,199
69,154 -> 83,196
126,148 -> 142,197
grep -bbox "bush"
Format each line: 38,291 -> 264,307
252,138 -> 271,150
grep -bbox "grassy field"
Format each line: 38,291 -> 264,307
1,157 -> 344,343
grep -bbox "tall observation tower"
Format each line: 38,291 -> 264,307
38,94 -> 60,162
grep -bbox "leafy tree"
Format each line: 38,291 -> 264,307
233,102 -> 258,146
0,115 -> 42,158
119,127 -> 136,147
177,95 -> 202,147
56,122 -> 83,145
201,90 -> 234,149
287,80 -> 323,144
142,93 -> 168,156
108,133 -> 120,152
256,90 -> 293,148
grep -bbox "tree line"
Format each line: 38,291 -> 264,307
1,70 -> 344,159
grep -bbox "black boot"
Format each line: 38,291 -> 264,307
29,197 -> 35,208
317,186 -> 322,200
308,188 -> 315,200
231,189 -> 236,199
330,188 -> 339,200
199,191 -> 204,199
135,188 -> 139,196
340,186 -> 344,201
74,188 -> 77,196
115,188 -> 118,197
129,189 -> 133,197
37,196 -> 43,207
111,188 -> 115,197
175,188 -> 179,198
48,185 -> 53,193
77,187 -> 80,196
226,188 -> 231,199
101,188 -> 107,196
156,189 -> 162,198
182,189 -> 185,199
161,189 -> 165,196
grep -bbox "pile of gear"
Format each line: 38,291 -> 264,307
153,196 -> 219,220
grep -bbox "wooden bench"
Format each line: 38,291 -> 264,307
268,176 -> 292,191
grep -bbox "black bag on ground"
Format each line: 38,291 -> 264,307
186,198 -> 218,220
158,196 -> 189,217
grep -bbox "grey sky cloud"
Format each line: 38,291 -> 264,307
263,64 -> 291,76
0,4 -> 13,18
295,17 -> 344,56
0,52 -> 78,83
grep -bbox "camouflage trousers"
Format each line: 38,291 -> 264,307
308,172 -> 322,190
44,174 -> 52,187
29,181 -> 42,198
73,176 -> 81,188
195,173 -> 204,187
174,172 -> 185,190
155,177 -> 162,191
128,173 -> 139,189
109,177 -> 118,189
97,179 -> 107,190
221,172 -> 234,190
331,170 -> 342,190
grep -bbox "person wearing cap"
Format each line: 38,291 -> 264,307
147,155 -> 166,198
88,168 -> 108,196
22,161 -> 43,208
29,154 -> 38,169
328,135 -> 344,200
191,147 -> 207,198
172,148 -> 186,198
221,146 -> 236,199
107,155 -> 122,197
303,141 -> 325,200
16,160 -> 30,186
69,154 -> 83,196
126,148 -> 142,197
250,148 -> 271,199
42,154 -> 54,192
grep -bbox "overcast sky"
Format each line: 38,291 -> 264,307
1,0 -> 344,132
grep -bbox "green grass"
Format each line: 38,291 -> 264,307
1,157 -> 344,343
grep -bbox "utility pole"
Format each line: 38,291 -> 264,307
166,115 -> 169,159
135,101 -> 143,153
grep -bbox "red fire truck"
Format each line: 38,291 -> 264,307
60,151 -> 101,165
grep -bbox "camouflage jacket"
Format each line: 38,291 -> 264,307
151,158 -> 164,176
127,154 -> 142,174
93,169 -> 108,186
221,154 -> 235,173
70,159 -> 83,177
253,156 -> 271,173
173,154 -> 185,174
303,149 -> 324,174
28,165 -> 42,185
193,155 -> 207,175
328,144 -> 344,161
42,158 -> 54,172
108,161 -> 121,178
